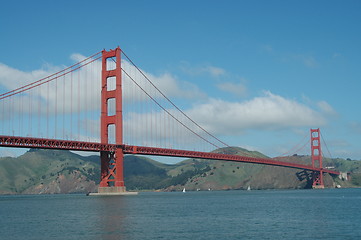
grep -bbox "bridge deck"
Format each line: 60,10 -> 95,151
0,135 -> 339,175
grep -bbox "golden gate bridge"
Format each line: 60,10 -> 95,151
0,47 -> 340,194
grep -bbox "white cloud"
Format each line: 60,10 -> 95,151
136,71 -> 205,100
0,54 -> 333,152
0,62 -> 62,91
180,62 -> 226,78
217,80 -> 247,97
317,100 -> 337,116
0,53 -> 206,142
205,66 -> 226,77
290,54 -> 319,68
0,56 -> 101,116
122,109 -> 218,151
186,91 -> 326,136
70,53 -> 87,62
302,95 -> 337,117
303,56 -> 318,68
349,122 -> 361,135
119,91 -> 328,150
0,54 -> 205,115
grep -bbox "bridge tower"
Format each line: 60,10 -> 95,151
98,47 -> 126,194
311,128 -> 324,189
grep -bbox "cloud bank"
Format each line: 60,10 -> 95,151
0,54 -> 334,147
186,91 -> 327,136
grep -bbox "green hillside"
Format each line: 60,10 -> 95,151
0,149 -> 99,194
0,147 -> 360,194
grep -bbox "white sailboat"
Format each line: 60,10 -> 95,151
182,187 -> 186,193
247,185 -> 251,191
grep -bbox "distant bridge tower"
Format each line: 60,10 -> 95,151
98,47 -> 126,194
311,128 -> 324,189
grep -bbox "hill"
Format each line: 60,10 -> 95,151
0,149 -> 99,194
0,147 -> 360,194
162,148 -> 359,191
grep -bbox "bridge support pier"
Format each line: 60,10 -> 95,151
97,149 -> 130,193
312,170 -> 325,189
90,150 -> 137,195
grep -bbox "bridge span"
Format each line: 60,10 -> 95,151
0,47 -> 340,193
0,134 -> 340,175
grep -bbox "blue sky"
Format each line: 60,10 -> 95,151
0,0 -> 360,162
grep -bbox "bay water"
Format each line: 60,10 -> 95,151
1,188 -> 361,239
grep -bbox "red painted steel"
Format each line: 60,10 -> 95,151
100,47 -> 125,189
311,128 -> 324,188
0,135 -> 117,151
0,135 -> 339,177
122,144 -> 340,175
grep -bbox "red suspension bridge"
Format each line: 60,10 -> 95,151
0,47 -> 339,194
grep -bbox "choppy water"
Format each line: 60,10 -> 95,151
1,188 -> 361,239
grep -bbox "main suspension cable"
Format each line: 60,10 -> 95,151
122,50 -> 231,149
0,52 -> 102,100
320,131 -> 333,159
122,68 -> 222,149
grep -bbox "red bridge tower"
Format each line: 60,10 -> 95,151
311,128 -> 324,189
98,47 -> 128,194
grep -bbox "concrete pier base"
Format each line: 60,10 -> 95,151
312,185 -> 325,189
87,187 -> 138,196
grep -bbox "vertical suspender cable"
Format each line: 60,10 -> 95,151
38,84 -> 40,137
29,88 -> 32,137
1,94 -> 3,134
46,76 -> 49,138
77,68 -> 80,140
62,74 -> 65,139
70,71 -> 73,140
18,93 -> 21,136
320,132 -> 333,160
55,74 -> 58,138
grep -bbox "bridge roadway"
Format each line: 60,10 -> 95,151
0,135 -> 340,175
